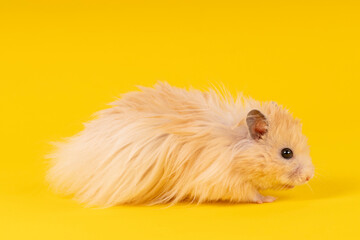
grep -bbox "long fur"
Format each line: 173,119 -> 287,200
47,82 -> 314,207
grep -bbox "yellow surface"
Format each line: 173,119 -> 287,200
1,1 -> 360,239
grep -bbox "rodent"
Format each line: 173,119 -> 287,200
47,82 -> 314,207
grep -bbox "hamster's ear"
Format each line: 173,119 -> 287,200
246,109 -> 268,140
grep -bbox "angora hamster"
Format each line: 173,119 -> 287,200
47,82 -> 314,207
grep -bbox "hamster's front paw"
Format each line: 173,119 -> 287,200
253,194 -> 277,204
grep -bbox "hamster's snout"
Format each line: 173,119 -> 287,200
300,167 -> 314,184
288,164 -> 314,185
302,173 -> 313,183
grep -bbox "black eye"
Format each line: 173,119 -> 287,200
281,148 -> 293,159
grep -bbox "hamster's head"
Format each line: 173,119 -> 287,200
234,102 -> 314,190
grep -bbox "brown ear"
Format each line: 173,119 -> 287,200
246,109 -> 268,140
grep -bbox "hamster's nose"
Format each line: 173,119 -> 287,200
303,167 -> 314,182
305,173 -> 314,182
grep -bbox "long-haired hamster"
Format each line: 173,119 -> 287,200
47,82 -> 314,207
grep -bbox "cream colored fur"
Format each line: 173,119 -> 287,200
47,82 -> 314,207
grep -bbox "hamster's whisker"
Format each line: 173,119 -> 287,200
314,172 -> 326,179
305,182 -> 314,193
313,169 -> 326,176
313,175 -> 325,182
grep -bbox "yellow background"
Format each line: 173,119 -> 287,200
1,0 -> 359,239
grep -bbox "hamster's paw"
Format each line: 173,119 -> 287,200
253,194 -> 277,204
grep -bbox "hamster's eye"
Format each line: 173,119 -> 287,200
281,148 -> 293,159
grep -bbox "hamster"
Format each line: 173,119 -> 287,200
47,82 -> 314,207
